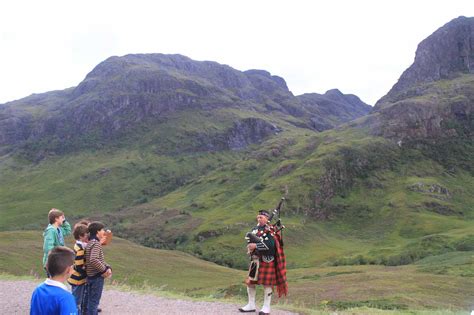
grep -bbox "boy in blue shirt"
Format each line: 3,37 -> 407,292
30,246 -> 77,315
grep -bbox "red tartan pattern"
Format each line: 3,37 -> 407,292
249,261 -> 276,285
247,225 -> 288,297
273,230 -> 288,297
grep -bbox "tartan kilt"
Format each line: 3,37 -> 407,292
250,260 -> 276,286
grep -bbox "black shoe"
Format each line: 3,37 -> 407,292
238,307 -> 256,312
258,312 -> 269,315
97,308 -> 102,313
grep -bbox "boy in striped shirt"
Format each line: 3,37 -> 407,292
85,222 -> 112,315
68,224 -> 89,313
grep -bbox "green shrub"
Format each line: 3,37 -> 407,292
452,235 -> 474,251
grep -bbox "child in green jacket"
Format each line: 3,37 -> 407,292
43,208 -> 72,271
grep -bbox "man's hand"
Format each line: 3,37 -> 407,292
247,243 -> 257,251
103,269 -> 112,278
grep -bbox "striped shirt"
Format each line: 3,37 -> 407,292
85,238 -> 109,277
68,241 -> 87,286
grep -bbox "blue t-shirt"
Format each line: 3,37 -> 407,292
30,281 -> 77,315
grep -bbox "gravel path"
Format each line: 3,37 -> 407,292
0,280 -> 298,314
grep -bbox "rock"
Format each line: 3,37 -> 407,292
272,163 -> 296,177
408,182 -> 451,200
298,89 -> 372,131
366,17 -> 474,142
422,201 -> 462,216
377,16 -> 474,106
195,118 -> 280,152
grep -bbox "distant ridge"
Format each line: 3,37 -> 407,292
0,53 -> 370,153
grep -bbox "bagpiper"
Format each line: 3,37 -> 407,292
239,209 -> 288,315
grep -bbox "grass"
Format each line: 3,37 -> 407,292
0,230 -> 244,295
288,264 -> 474,311
1,118 -> 472,272
0,231 -> 473,314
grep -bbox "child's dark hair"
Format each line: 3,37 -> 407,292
46,246 -> 75,277
88,221 -> 105,237
73,224 -> 89,240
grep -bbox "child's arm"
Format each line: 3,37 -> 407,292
43,229 -> 56,265
60,220 -> 72,237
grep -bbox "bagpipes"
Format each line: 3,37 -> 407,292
269,197 -> 286,245
245,197 -> 286,249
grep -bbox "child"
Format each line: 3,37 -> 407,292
84,222 -> 112,315
76,219 -> 112,246
30,246 -> 77,315
68,224 -> 89,313
43,208 -> 72,274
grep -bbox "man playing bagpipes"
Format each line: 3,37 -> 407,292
239,202 -> 288,315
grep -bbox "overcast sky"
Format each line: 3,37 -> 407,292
0,1 -> 473,105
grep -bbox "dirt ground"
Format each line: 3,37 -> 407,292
0,280 -> 298,314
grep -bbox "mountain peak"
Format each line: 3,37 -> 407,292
324,88 -> 343,95
376,16 -> 474,105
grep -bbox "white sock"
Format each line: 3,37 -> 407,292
240,286 -> 256,310
261,286 -> 272,313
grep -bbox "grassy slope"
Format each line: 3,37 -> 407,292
1,113 -> 472,270
141,124 -> 473,269
0,108 -> 251,230
0,231 -> 243,294
0,231 -> 472,313
0,149 -> 240,229
288,264 -> 474,312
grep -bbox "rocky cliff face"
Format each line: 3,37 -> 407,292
196,118 -> 281,152
0,89 -> 71,147
368,16 -> 474,142
0,54 -> 371,155
377,16 -> 474,106
0,107 -> 29,145
298,89 -> 371,131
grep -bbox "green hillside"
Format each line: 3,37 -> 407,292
0,231 -> 472,313
0,231 -> 244,294
1,116 -> 472,272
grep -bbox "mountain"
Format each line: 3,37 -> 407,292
377,16 -> 474,105
298,89 -> 371,130
0,54 -> 370,159
369,16 -> 473,143
357,16 -> 474,178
